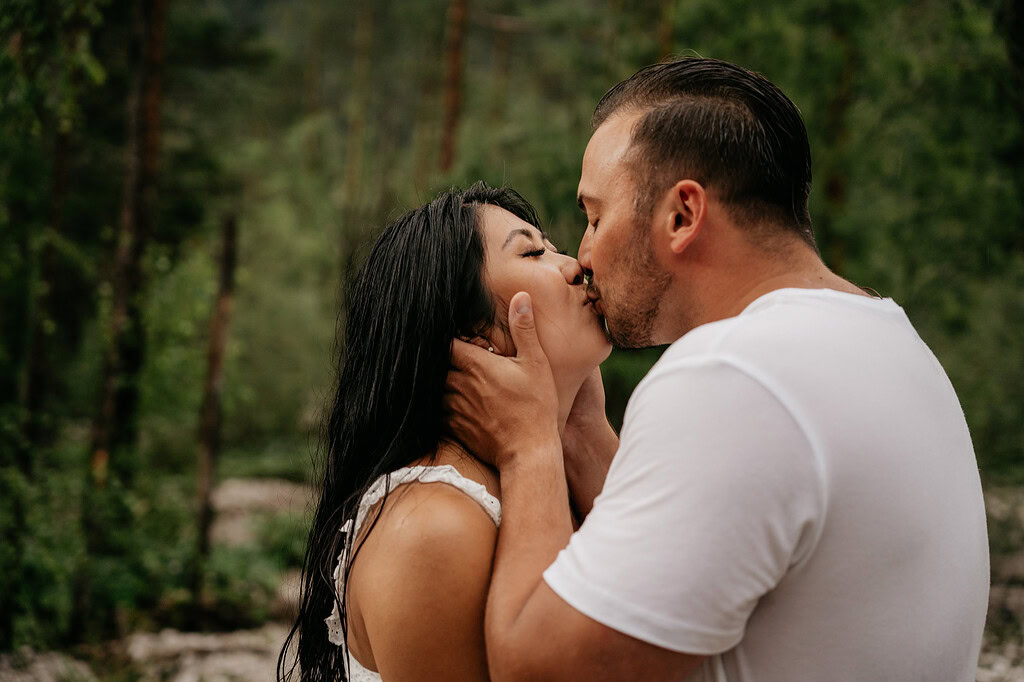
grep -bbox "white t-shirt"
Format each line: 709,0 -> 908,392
544,288 -> 989,682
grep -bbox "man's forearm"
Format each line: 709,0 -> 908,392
486,432 -> 574,677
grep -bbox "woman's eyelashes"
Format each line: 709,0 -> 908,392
521,247 -> 569,258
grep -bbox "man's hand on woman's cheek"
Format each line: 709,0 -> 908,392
445,292 -> 561,470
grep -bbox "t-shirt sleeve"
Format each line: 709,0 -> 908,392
543,357 -> 825,655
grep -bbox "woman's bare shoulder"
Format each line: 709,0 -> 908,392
361,479 -> 498,573
347,478 -> 498,679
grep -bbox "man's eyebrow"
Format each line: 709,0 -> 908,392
503,227 -> 544,249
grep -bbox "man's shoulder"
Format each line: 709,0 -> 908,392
652,303 -> 797,373
630,327 -> 793,422
657,288 -> 910,372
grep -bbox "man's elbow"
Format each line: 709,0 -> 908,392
486,625 -> 555,682
487,647 -> 550,682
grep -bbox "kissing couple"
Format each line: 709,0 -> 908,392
280,57 -> 988,682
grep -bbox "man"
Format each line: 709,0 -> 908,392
446,58 -> 989,681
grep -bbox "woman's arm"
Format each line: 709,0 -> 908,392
562,368 -> 619,519
352,484 -> 499,681
562,417 -> 618,520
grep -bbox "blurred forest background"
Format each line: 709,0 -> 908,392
2,0 -> 1023,679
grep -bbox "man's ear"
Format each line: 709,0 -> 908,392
662,179 -> 707,254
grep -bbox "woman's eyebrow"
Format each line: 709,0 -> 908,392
503,227 -> 542,249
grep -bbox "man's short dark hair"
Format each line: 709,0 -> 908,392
593,57 -> 816,248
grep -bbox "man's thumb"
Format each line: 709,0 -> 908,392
509,292 -> 543,361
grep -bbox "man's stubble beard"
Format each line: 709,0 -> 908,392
601,215 -> 673,349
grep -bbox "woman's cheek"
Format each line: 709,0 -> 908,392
537,309 -> 577,369
532,309 -> 563,365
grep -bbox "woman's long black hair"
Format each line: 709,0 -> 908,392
277,183 -> 541,681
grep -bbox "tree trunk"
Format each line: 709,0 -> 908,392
73,0 -> 168,640
302,5 -> 322,116
0,474 -> 26,650
606,0 -> 624,70
192,214 -> 238,603
439,0 -> 468,172
489,28 -> 511,123
657,0 -> 675,61
1003,0 -> 1023,78
1000,0 -> 1024,129
88,0 -> 167,486
819,25 -> 857,275
339,1 -> 375,294
340,1 -> 373,211
17,130 -> 71,476
412,39 -> 439,192
1000,0 -> 1024,251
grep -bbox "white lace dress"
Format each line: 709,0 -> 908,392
324,465 -> 502,681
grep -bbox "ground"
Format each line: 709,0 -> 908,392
979,487 -> 1024,682
3,479 -> 1023,681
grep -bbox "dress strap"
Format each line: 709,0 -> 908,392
325,464 -> 502,646
357,465 -> 502,527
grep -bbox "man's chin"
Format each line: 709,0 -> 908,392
604,315 -> 658,350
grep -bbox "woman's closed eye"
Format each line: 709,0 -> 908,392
522,248 -> 568,258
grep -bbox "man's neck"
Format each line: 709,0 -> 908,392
658,241 -> 866,343
725,265 -> 869,319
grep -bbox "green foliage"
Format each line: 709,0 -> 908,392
201,545 -> 280,627
600,348 -> 667,431
3,440 -> 197,646
1,0 -> 1022,655
0,436 -> 310,644
218,440 -> 312,483
256,511 -> 311,570
136,245 -> 215,466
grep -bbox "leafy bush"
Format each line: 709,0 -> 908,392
256,511 -> 310,571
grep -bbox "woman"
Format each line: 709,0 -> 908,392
278,183 -> 611,681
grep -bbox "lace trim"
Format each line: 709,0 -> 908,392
346,654 -> 383,682
325,465 -> 502,647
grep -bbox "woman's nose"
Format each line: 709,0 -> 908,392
563,257 -> 585,286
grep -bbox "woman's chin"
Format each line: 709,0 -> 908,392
566,338 -> 613,377
545,325 -> 612,384
592,321 -> 614,361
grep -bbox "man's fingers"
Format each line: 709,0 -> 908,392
467,335 -> 495,352
442,392 -> 471,437
449,337 -> 486,371
445,368 -> 470,402
441,390 -> 459,416
507,292 -> 546,366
